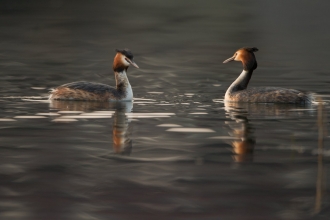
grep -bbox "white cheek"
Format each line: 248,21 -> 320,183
234,53 -> 239,61
121,57 -> 130,66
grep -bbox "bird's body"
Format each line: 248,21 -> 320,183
223,47 -> 312,104
226,85 -> 311,104
49,49 -> 138,102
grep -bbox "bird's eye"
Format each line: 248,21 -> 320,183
125,57 -> 131,64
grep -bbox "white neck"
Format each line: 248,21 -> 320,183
225,69 -> 253,100
115,70 -> 133,101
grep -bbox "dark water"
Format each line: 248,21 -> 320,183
1,1 -> 330,219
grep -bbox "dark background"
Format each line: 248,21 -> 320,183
0,1 -> 329,219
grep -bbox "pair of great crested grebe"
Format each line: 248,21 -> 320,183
49,47 -> 313,104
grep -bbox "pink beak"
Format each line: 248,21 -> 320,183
223,55 -> 236,63
126,58 -> 139,68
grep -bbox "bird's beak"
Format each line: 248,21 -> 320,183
130,61 -> 139,68
125,58 -> 139,68
223,55 -> 236,63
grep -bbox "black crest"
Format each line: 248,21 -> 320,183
115,48 -> 134,60
243,47 -> 259,53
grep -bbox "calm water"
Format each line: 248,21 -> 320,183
1,1 -> 330,219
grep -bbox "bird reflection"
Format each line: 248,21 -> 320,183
49,100 -> 133,155
112,102 -> 133,155
223,102 -> 315,162
224,102 -> 255,162
49,100 -> 113,111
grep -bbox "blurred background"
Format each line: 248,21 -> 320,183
0,1 -> 329,219
1,0 -> 330,96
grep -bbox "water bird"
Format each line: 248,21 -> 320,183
223,47 -> 313,104
49,49 -> 139,101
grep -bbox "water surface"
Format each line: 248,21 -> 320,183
0,1 -> 330,219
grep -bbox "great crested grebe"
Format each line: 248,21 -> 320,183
49,49 -> 139,101
223,47 -> 313,104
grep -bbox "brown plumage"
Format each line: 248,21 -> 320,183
226,87 -> 310,103
223,47 -> 313,104
50,84 -> 117,101
49,49 -> 139,101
